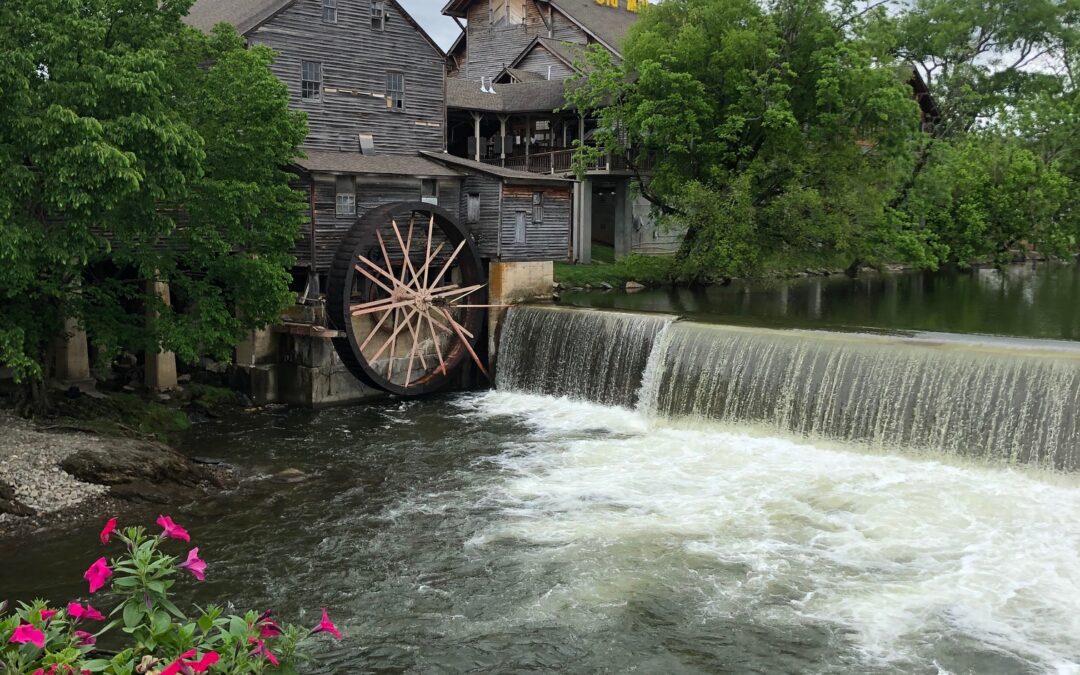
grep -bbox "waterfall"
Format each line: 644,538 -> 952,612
495,306 -> 675,408
497,305 -> 1080,470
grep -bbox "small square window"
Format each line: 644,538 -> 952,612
301,60 -> 321,101
386,72 -> 405,110
371,0 -> 385,30
322,0 -> 337,23
421,179 -> 438,205
336,176 -> 355,216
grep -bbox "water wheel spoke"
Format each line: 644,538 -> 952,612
427,312 -> 472,340
423,215 -> 434,289
429,239 -> 468,291
435,284 -> 487,304
387,308 -> 400,378
351,298 -> 415,317
375,230 -> 397,280
437,307 -> 489,381
370,307 -> 420,362
355,258 -> 403,297
403,308 -> 429,371
425,312 -> 448,375
359,304 -> 397,351
454,304 -> 512,309
391,219 -> 420,291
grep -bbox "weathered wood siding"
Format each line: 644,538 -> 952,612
464,0 -> 547,80
499,185 -> 571,261
251,0 -> 445,154
457,174 -> 503,258
308,174 -> 465,269
516,45 -> 575,80
550,10 -> 589,44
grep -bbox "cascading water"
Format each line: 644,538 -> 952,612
495,305 -> 675,407
497,305 -> 1080,470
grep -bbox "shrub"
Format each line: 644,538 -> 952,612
1,517 -> 342,674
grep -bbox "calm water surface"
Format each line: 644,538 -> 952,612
562,263 -> 1080,341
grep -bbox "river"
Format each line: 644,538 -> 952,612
2,264 -> 1079,673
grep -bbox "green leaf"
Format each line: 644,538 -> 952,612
79,659 -> 112,672
122,601 -> 144,630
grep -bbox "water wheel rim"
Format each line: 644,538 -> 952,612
328,202 -> 488,397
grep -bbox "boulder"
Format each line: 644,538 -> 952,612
0,480 -> 35,517
625,281 -> 646,292
60,440 -> 227,504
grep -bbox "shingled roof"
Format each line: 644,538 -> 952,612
292,150 -> 463,177
446,78 -> 572,112
419,152 -> 573,185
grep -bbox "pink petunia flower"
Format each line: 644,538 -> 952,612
9,623 -> 45,648
312,608 -> 343,639
155,515 -> 190,542
39,609 -> 57,622
178,547 -> 207,581
74,630 -> 96,646
99,518 -> 117,545
250,638 -> 280,665
161,650 -> 219,675
67,602 -> 105,622
83,557 -> 112,594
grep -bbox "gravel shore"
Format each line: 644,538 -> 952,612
0,408 -> 110,523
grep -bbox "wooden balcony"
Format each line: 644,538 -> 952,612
481,149 -> 651,176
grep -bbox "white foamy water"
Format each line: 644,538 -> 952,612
462,391 -> 1080,673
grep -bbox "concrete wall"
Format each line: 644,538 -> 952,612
487,260 -> 554,375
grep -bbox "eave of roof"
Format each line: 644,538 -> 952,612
292,150 -> 464,178
420,151 -> 574,185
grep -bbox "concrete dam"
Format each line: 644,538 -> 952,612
497,305 -> 1080,471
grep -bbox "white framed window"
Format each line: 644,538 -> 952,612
532,192 -> 544,223
335,176 -> 355,216
467,193 -> 480,223
322,0 -> 337,23
370,0 -> 385,30
301,60 -> 321,100
386,72 -> 405,110
421,179 -> 438,205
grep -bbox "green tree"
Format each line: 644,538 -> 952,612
0,0 -> 306,411
567,0 -> 925,281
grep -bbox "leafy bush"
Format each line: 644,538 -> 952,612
1,517 -> 341,674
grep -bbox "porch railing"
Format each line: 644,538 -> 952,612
481,149 -> 652,175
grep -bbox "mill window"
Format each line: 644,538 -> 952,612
532,192 -> 544,223
301,60 -> 321,101
322,0 -> 337,23
335,176 -> 355,216
371,0 -> 385,30
515,211 -> 527,243
386,72 -> 405,110
421,179 -> 438,205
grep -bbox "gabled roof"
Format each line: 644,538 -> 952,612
441,0 -> 639,55
509,37 -> 587,73
292,150 -> 463,177
446,78 -> 571,112
184,0 -> 446,56
419,151 -> 573,185
495,67 -> 548,84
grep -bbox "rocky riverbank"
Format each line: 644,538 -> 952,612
0,407 -> 235,538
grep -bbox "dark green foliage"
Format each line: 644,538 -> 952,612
0,0 -> 307,397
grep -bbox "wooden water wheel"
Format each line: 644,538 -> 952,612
327,202 -> 495,396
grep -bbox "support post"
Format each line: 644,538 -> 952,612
471,112 -> 483,162
53,316 -> 93,390
498,114 -> 509,166
145,276 -> 178,391
614,178 -> 632,258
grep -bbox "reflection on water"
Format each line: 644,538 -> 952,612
2,395 -> 1079,673
561,263 -> 1080,341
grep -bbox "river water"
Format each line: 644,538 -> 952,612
2,264 -> 1080,673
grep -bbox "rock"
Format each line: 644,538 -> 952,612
122,384 -> 137,393
583,284 -> 593,290
625,281 -> 646,292
552,282 -> 562,290
271,468 -> 308,484
569,287 -> 584,292
190,456 -> 227,466
0,480 -> 35,517
199,357 -> 228,374
552,292 -> 561,301
237,393 -> 256,408
177,374 -> 192,384
598,281 -> 613,290
61,440 -> 213,490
